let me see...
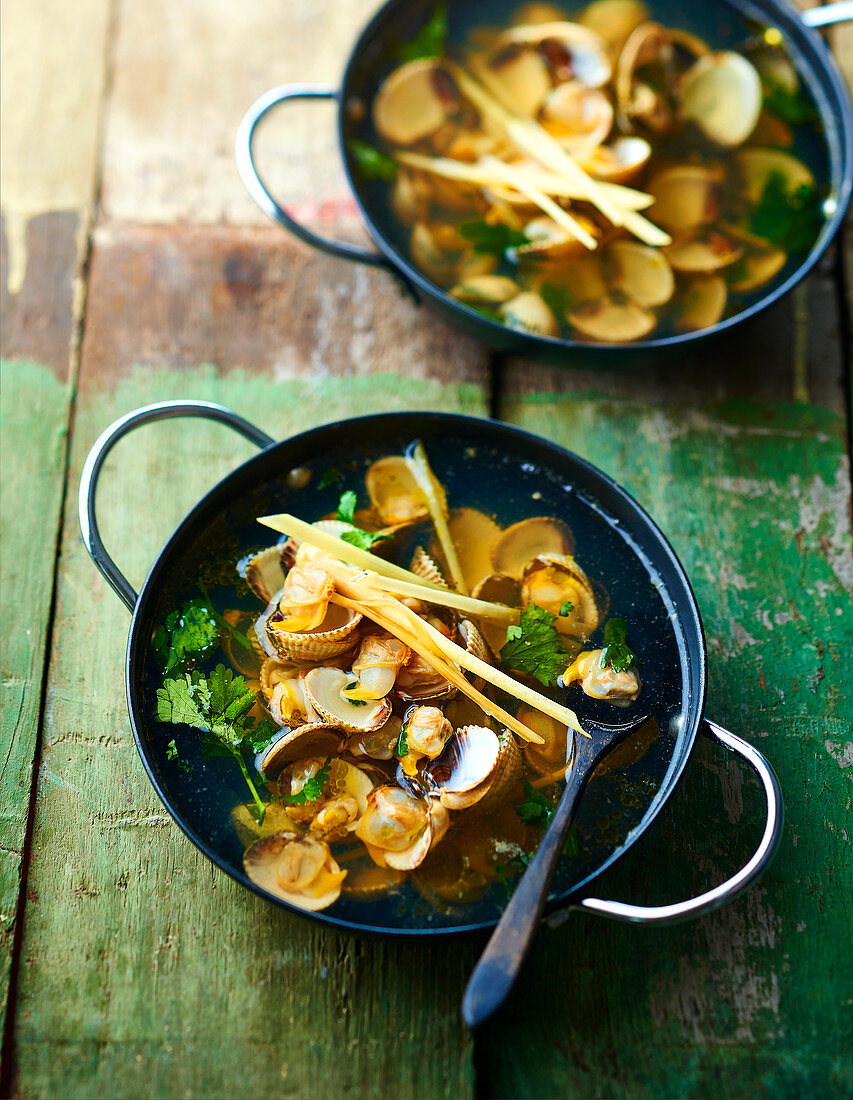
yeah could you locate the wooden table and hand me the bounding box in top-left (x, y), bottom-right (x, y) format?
top-left (2, 1), bottom-right (851, 1095)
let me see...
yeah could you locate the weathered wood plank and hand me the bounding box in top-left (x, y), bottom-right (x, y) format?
top-left (11, 367), bottom-right (483, 1100)
top-left (481, 232), bottom-right (853, 1095)
top-left (100, 0), bottom-right (380, 228)
top-left (0, 0), bottom-right (112, 1059)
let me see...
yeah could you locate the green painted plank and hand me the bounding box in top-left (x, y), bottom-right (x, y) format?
top-left (12, 367), bottom-right (483, 1100)
top-left (481, 391), bottom-right (853, 1098)
top-left (0, 360), bottom-right (70, 1045)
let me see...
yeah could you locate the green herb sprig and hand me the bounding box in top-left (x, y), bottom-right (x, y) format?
top-left (348, 140), bottom-right (398, 181)
top-left (336, 490), bottom-right (392, 551)
top-left (748, 171), bottom-right (822, 253)
top-left (458, 220), bottom-right (529, 257)
top-left (285, 759), bottom-right (332, 805)
top-left (400, 5), bottom-right (448, 61)
top-left (599, 617), bottom-right (635, 673)
top-left (156, 664), bottom-right (276, 822)
top-left (500, 603), bottom-right (571, 687)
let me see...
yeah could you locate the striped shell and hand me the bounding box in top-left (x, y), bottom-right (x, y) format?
top-left (267, 603), bottom-right (362, 661)
top-left (410, 547), bottom-right (448, 588)
top-left (302, 667), bottom-right (392, 734)
top-left (257, 723), bottom-right (347, 777)
top-left (474, 732), bottom-right (523, 814)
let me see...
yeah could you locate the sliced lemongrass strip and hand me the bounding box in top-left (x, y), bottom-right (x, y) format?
top-left (450, 65), bottom-right (624, 226)
top-left (329, 589), bottom-right (544, 744)
top-left (619, 209), bottom-right (671, 248)
top-left (480, 157), bottom-right (597, 249)
top-left (329, 562), bottom-right (584, 736)
top-left (362, 572), bottom-right (518, 622)
top-left (394, 152), bottom-right (654, 211)
top-left (405, 440), bottom-right (468, 594)
top-left (417, 613), bottom-right (586, 736)
top-left (257, 513), bottom-right (447, 591)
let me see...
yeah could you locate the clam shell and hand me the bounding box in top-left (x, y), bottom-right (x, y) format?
top-left (679, 51), bottom-right (762, 148)
top-left (242, 545), bottom-right (288, 605)
top-left (366, 455), bottom-right (429, 526)
top-left (672, 274), bottom-right (728, 332)
top-left (243, 832), bottom-right (345, 911)
top-left (425, 725), bottom-right (501, 811)
top-left (500, 292), bottom-right (560, 338)
top-left (303, 666), bottom-right (392, 733)
top-left (267, 602), bottom-right (362, 661)
top-left (372, 59), bottom-right (453, 146)
top-left (458, 619), bottom-right (493, 665)
top-left (258, 723), bottom-right (347, 777)
top-left (410, 547), bottom-right (448, 588)
top-left (663, 230), bottom-right (743, 274)
top-left (342, 864), bottom-right (405, 898)
top-left (475, 732), bottom-right (523, 814)
top-left (491, 517), bottom-right (574, 577)
top-left (446, 508), bottom-right (502, 593)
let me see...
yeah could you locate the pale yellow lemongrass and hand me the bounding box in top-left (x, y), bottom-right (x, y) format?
top-left (362, 572), bottom-right (518, 623)
top-left (257, 513), bottom-right (447, 591)
top-left (405, 441), bottom-right (469, 595)
top-left (620, 208), bottom-right (671, 247)
top-left (395, 151), bottom-right (654, 210)
top-left (330, 589), bottom-right (545, 745)
top-left (450, 64), bottom-right (625, 226)
top-left (480, 157), bottom-right (597, 249)
top-left (416, 613), bottom-right (587, 737)
top-left (530, 763), bottom-right (571, 789)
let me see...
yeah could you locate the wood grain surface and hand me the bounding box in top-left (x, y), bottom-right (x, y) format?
top-left (1, 0), bottom-right (851, 1096)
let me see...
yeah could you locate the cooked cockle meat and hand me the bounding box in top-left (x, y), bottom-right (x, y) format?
top-left (563, 649), bottom-right (640, 700)
top-left (243, 832), bottom-right (346, 911)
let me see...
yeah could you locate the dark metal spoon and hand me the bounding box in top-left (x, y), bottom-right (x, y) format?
top-left (462, 713), bottom-right (651, 1030)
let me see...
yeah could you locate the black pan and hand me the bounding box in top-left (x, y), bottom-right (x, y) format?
top-left (80, 401), bottom-right (783, 935)
top-left (236, 0), bottom-right (853, 367)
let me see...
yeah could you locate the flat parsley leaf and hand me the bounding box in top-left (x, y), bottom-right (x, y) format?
top-left (335, 490), bottom-right (391, 551)
top-left (286, 758), bottom-right (332, 804)
top-left (152, 597), bottom-right (219, 674)
top-left (500, 603), bottom-right (571, 687)
top-left (156, 664), bottom-right (268, 822)
top-left (348, 140), bottom-right (398, 181)
top-left (458, 220), bottom-right (528, 257)
top-left (599, 617), bottom-right (635, 673)
top-left (540, 282), bottom-right (574, 320)
top-left (165, 738), bottom-right (191, 774)
top-left (559, 600), bottom-right (574, 616)
top-left (762, 78), bottom-right (817, 126)
top-left (400, 5), bottom-right (448, 61)
top-left (395, 722), bottom-right (409, 758)
top-left (318, 467), bottom-right (342, 490)
top-left (515, 778), bottom-right (552, 827)
top-left (748, 171), bottom-right (821, 253)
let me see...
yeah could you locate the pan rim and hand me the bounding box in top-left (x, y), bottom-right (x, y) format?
top-left (125, 410), bottom-right (707, 936)
top-left (337, 0), bottom-right (853, 356)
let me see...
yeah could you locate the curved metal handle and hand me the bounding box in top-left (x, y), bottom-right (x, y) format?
top-left (79, 400), bottom-right (274, 614)
top-left (236, 84), bottom-right (392, 269)
top-left (801, 2), bottom-right (853, 28)
top-left (576, 719), bottom-right (784, 925)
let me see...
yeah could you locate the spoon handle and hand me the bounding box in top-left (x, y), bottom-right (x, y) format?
top-left (462, 743), bottom-right (591, 1030)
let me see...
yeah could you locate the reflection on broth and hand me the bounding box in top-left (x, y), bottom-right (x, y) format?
top-left (150, 442), bottom-right (653, 916)
top-left (349, 1), bottom-right (826, 342)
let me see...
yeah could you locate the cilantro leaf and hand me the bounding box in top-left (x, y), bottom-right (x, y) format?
top-left (245, 716), bottom-right (280, 755)
top-left (348, 140), bottom-right (398, 181)
top-left (762, 78), bottom-right (817, 126)
top-left (559, 600), bottom-right (574, 616)
top-left (515, 778), bottom-right (552, 827)
top-left (748, 171), bottom-right (822, 253)
top-left (500, 604), bottom-right (571, 687)
top-left (336, 490), bottom-right (358, 525)
top-left (152, 597), bottom-right (219, 674)
top-left (318, 467), bottom-right (341, 490)
top-left (341, 528), bottom-right (391, 551)
top-left (540, 282), bottom-right (574, 320)
top-left (335, 490), bottom-right (392, 551)
top-left (396, 722), bottom-right (409, 758)
top-left (165, 739), bottom-right (191, 774)
top-left (285, 758), bottom-right (332, 804)
top-left (459, 220), bottom-right (528, 257)
top-left (156, 664), bottom-right (268, 822)
top-left (599, 617), bottom-right (635, 673)
top-left (400, 5), bottom-right (447, 61)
